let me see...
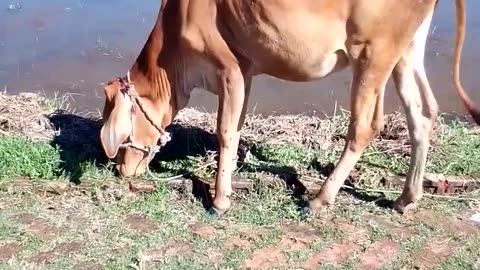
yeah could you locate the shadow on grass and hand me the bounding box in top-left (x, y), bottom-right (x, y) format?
top-left (312, 158), bottom-right (395, 210)
top-left (48, 111), bottom-right (107, 184)
top-left (235, 144), bottom-right (314, 212)
top-left (46, 111), bottom-right (394, 211)
top-left (47, 111), bottom-right (224, 185)
top-left (151, 123), bottom-right (219, 164)
top-left (242, 147), bottom-right (396, 211)
top-left (254, 165), bottom-right (310, 211)
top-left (343, 189), bottom-right (395, 209)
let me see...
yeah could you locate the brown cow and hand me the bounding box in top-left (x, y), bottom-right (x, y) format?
top-left (100, 0), bottom-right (479, 215)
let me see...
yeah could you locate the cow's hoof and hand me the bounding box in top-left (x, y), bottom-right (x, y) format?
top-left (300, 206), bottom-right (314, 217)
top-left (207, 206), bottom-right (226, 216)
top-left (393, 197), bottom-right (417, 215)
top-left (307, 198), bottom-right (331, 214)
top-left (210, 197), bottom-right (231, 216)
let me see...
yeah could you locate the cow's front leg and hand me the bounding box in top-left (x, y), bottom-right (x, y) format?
top-left (230, 74), bottom-right (252, 172)
top-left (211, 65), bottom-right (246, 214)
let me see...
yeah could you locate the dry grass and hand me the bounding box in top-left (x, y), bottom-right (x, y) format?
top-left (0, 92), bottom-right (102, 143)
top-left (0, 92), bottom-right (57, 141)
top-left (0, 92), bottom-right (476, 159)
top-left (175, 108), bottom-right (348, 151)
top-left (174, 108), bottom-right (455, 157)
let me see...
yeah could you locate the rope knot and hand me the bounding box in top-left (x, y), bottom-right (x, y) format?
top-left (159, 131), bottom-right (172, 146)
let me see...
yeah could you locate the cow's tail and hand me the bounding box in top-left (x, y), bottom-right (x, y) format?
top-left (453, 0), bottom-right (480, 124)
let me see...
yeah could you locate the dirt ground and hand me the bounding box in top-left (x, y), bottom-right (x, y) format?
top-left (0, 178), bottom-right (479, 270)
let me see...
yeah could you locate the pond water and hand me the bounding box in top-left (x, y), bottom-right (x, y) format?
top-left (1, 0), bottom-right (479, 115)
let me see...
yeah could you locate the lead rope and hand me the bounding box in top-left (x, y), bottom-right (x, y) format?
top-left (124, 71), bottom-right (170, 141)
top-left (120, 72), bottom-right (218, 182)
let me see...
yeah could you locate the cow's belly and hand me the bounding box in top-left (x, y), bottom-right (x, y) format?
top-left (222, 0), bottom-right (350, 81)
top-left (251, 47), bottom-right (350, 81)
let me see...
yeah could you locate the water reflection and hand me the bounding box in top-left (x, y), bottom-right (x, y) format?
top-left (1, 0), bottom-right (479, 115)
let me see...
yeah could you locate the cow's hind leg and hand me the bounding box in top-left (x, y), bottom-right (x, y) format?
top-left (309, 44), bottom-right (402, 211)
top-left (392, 13), bottom-right (438, 214)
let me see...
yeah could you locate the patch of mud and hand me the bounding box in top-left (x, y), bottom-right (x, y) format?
top-left (359, 239), bottom-right (400, 270)
top-left (413, 210), bottom-right (479, 236)
top-left (225, 224), bottom-right (271, 244)
top-left (91, 181), bottom-right (138, 205)
top-left (29, 241), bottom-right (83, 264)
top-left (198, 249), bottom-right (224, 265)
top-left (0, 177), bottom-right (34, 194)
top-left (303, 220), bottom-right (367, 269)
top-left (138, 241), bottom-right (192, 269)
top-left (65, 214), bottom-right (89, 228)
top-left (244, 247), bottom-right (286, 270)
top-left (35, 181), bottom-right (70, 196)
top-left (123, 213), bottom-right (160, 233)
top-left (442, 217), bottom-right (479, 236)
top-left (73, 261), bottom-right (104, 270)
top-left (14, 213), bottom-right (37, 224)
top-left (224, 235), bottom-right (252, 250)
top-left (14, 213), bottom-right (58, 240)
top-left (366, 214), bottom-right (415, 239)
top-left (304, 241), bottom-right (361, 269)
top-left (0, 242), bottom-right (22, 261)
top-left (128, 180), bottom-right (157, 194)
top-left (278, 223), bottom-right (317, 251)
top-left (412, 238), bottom-right (455, 269)
top-left (335, 218), bottom-right (369, 242)
top-left (190, 222), bottom-right (215, 239)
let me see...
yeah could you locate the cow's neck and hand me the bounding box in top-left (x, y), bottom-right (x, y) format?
top-left (129, 0), bottom-right (168, 98)
top-left (126, 0), bottom-right (183, 130)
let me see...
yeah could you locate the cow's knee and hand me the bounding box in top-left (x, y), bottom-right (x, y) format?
top-left (219, 65), bottom-right (244, 95)
top-left (347, 120), bottom-right (378, 153)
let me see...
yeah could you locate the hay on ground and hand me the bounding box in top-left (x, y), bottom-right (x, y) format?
top-left (0, 92), bottom-right (56, 141)
top-left (174, 107), bottom-right (448, 156)
top-left (0, 92), bottom-right (454, 157)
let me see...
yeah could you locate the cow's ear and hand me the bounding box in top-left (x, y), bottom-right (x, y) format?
top-left (100, 85), bottom-right (133, 158)
top-left (102, 79), bottom-right (121, 120)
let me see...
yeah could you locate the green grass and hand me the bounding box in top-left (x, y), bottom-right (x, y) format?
top-left (1, 113), bottom-right (479, 186)
top-left (0, 136), bottom-right (63, 181)
top-left (428, 120), bottom-right (480, 176)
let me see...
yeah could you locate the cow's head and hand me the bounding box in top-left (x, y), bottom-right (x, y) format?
top-left (100, 77), bottom-right (172, 177)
